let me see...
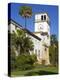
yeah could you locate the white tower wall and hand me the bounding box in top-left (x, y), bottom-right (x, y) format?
top-left (34, 13), bottom-right (50, 65)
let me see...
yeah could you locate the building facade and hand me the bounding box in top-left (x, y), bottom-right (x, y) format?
top-left (34, 13), bottom-right (50, 65)
top-left (8, 13), bottom-right (50, 65)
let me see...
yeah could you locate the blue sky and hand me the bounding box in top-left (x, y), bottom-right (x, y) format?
top-left (8, 3), bottom-right (58, 39)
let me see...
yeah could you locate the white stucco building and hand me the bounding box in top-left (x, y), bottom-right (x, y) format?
top-left (34, 13), bottom-right (50, 65)
top-left (8, 13), bottom-right (50, 65)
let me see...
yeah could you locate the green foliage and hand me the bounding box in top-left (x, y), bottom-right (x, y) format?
top-left (49, 35), bottom-right (58, 66)
top-left (15, 54), bottom-right (37, 70)
top-left (30, 54), bottom-right (37, 64)
top-left (10, 29), bottom-right (34, 71)
top-left (19, 6), bottom-right (32, 28)
top-left (49, 45), bottom-right (55, 64)
top-left (49, 45), bottom-right (58, 66)
top-left (11, 47), bottom-right (16, 71)
top-left (50, 35), bottom-right (58, 45)
top-left (19, 6), bottom-right (32, 17)
top-left (11, 66), bottom-right (58, 76)
top-left (11, 29), bottom-right (34, 55)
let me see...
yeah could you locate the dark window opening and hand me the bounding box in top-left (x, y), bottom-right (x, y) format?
top-left (41, 15), bottom-right (43, 20)
top-left (47, 35), bottom-right (49, 38)
top-left (38, 50), bottom-right (40, 56)
top-left (38, 50), bottom-right (40, 54)
top-left (44, 15), bottom-right (46, 20)
top-left (15, 26), bottom-right (18, 29)
top-left (45, 48), bottom-right (47, 51)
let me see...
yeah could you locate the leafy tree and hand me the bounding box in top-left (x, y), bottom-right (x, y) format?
top-left (16, 54), bottom-right (37, 70)
top-left (10, 47), bottom-right (16, 71)
top-left (49, 35), bottom-right (58, 66)
top-left (8, 31), bottom-right (16, 70)
top-left (19, 6), bottom-right (32, 28)
top-left (51, 35), bottom-right (58, 45)
top-left (11, 29), bottom-right (34, 55)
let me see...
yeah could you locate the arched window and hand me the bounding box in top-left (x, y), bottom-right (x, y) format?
top-left (45, 48), bottom-right (47, 51)
top-left (35, 49), bottom-right (37, 55)
top-left (41, 15), bottom-right (43, 20)
top-left (38, 50), bottom-right (40, 57)
top-left (44, 15), bottom-right (46, 20)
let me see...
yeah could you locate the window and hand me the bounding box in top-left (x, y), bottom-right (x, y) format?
top-left (41, 15), bottom-right (46, 21)
top-left (41, 15), bottom-right (43, 20)
top-left (45, 48), bottom-right (47, 51)
top-left (47, 35), bottom-right (49, 39)
top-left (44, 15), bottom-right (46, 20)
top-left (15, 25), bottom-right (18, 30)
top-left (38, 50), bottom-right (40, 55)
top-left (38, 50), bottom-right (40, 57)
top-left (38, 50), bottom-right (40, 54)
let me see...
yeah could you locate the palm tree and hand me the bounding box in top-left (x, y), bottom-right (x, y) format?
top-left (11, 29), bottom-right (34, 55)
top-left (19, 6), bottom-right (32, 28)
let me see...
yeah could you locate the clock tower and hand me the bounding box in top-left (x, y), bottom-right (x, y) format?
top-left (34, 13), bottom-right (50, 65)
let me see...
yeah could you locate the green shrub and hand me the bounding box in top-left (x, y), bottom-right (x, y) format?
top-left (11, 47), bottom-right (16, 71)
top-left (15, 54), bottom-right (37, 70)
top-left (49, 45), bottom-right (58, 66)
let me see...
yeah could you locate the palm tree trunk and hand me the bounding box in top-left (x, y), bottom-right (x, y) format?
top-left (25, 16), bottom-right (27, 29)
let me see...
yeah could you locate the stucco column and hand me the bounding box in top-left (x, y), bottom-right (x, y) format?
top-left (45, 48), bottom-right (50, 65)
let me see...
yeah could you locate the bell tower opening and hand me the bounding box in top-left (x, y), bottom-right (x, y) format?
top-left (41, 15), bottom-right (43, 20)
top-left (44, 15), bottom-right (46, 20)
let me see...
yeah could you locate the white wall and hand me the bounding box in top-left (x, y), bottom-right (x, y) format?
top-left (35, 22), bottom-right (50, 33)
top-left (28, 34), bottom-right (41, 60)
top-left (8, 23), bottom-right (16, 33)
top-left (35, 13), bottom-right (49, 23)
